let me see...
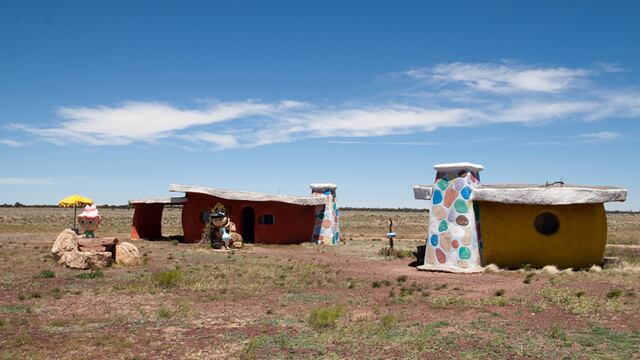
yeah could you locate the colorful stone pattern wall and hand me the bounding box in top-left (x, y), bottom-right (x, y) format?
top-left (311, 188), bottom-right (340, 245)
top-left (422, 168), bottom-right (483, 272)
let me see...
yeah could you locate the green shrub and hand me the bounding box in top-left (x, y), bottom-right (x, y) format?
top-left (35, 269), bottom-right (55, 279)
top-left (157, 306), bottom-right (173, 319)
top-left (308, 306), bottom-right (344, 329)
top-left (575, 326), bottom-right (640, 356)
top-left (171, 239), bottom-right (179, 246)
top-left (346, 280), bottom-right (356, 289)
top-left (380, 314), bottom-right (397, 328)
top-left (18, 293), bottom-right (33, 300)
top-left (541, 288), bottom-right (598, 315)
top-left (389, 289), bottom-right (396, 298)
top-left (0, 305), bottom-right (31, 314)
top-left (520, 263), bottom-right (532, 271)
top-left (52, 287), bottom-right (63, 300)
top-left (523, 273), bottom-right (535, 284)
top-left (77, 270), bottom-right (104, 279)
top-left (396, 275), bottom-right (408, 284)
top-left (399, 287), bottom-right (415, 297)
top-left (378, 247), bottom-right (414, 259)
top-left (494, 289), bottom-right (505, 297)
top-left (434, 283), bottom-right (448, 290)
top-left (430, 295), bottom-right (469, 308)
top-left (549, 323), bottom-right (567, 341)
top-left (607, 289), bottom-right (624, 299)
top-left (152, 268), bottom-right (183, 288)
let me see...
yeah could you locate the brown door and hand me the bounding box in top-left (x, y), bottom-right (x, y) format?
top-left (242, 207), bottom-right (255, 243)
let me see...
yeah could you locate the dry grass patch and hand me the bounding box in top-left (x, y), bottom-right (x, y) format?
top-left (128, 252), bottom-right (337, 297)
top-left (540, 287), bottom-right (632, 315)
top-left (308, 305), bottom-right (344, 329)
top-left (1, 209), bottom-right (639, 359)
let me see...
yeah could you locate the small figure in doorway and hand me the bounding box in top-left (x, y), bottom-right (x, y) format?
top-left (201, 203), bottom-right (243, 249)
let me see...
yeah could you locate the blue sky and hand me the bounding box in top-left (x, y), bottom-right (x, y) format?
top-left (1, 1), bottom-right (639, 210)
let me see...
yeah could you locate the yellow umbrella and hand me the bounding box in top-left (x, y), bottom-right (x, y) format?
top-left (59, 195), bottom-right (93, 230)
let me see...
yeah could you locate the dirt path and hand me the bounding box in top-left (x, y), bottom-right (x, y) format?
top-left (251, 244), bottom-right (543, 299)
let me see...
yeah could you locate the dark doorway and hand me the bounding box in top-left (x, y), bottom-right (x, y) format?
top-left (242, 207), bottom-right (256, 243)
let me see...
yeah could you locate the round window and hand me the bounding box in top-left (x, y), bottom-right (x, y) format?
top-left (534, 212), bottom-right (559, 235)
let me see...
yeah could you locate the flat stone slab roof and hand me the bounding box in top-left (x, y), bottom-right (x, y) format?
top-left (413, 185), bottom-right (434, 200)
top-left (473, 184), bottom-right (627, 205)
top-left (434, 162), bottom-right (484, 172)
top-left (310, 183), bottom-right (337, 190)
top-left (169, 184), bottom-right (327, 206)
top-left (128, 197), bottom-right (187, 205)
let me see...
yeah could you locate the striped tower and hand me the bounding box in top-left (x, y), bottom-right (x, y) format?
top-left (417, 163), bottom-right (484, 273)
top-left (310, 183), bottom-right (339, 245)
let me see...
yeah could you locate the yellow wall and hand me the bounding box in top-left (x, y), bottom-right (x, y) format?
top-left (478, 202), bottom-right (607, 269)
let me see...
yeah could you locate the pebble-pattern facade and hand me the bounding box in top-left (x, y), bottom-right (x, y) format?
top-left (421, 165), bottom-right (484, 273)
top-left (311, 185), bottom-right (340, 245)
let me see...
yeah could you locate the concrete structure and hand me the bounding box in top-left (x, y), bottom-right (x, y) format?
top-left (129, 183), bottom-right (339, 245)
top-left (129, 197), bottom-right (187, 240)
top-left (310, 184), bottom-right (340, 245)
top-left (414, 163), bottom-right (627, 272)
top-left (414, 163), bottom-right (484, 273)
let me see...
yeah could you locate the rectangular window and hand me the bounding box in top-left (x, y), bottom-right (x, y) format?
top-left (259, 214), bottom-right (275, 225)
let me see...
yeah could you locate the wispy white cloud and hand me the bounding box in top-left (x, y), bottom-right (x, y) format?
top-left (328, 140), bottom-right (442, 146)
top-left (594, 62), bottom-right (626, 73)
top-left (492, 101), bottom-right (598, 123)
top-left (0, 139), bottom-right (25, 147)
top-left (585, 92), bottom-right (640, 120)
top-left (576, 131), bottom-right (621, 142)
top-left (294, 107), bottom-right (476, 137)
top-left (12, 100), bottom-right (306, 146)
top-left (182, 132), bottom-right (239, 150)
top-left (466, 137), bottom-right (504, 143)
top-left (405, 62), bottom-right (589, 93)
top-left (0, 177), bottom-right (52, 185)
top-left (521, 131), bottom-right (622, 146)
top-left (329, 137), bottom-right (501, 146)
top-left (8, 62), bottom-right (638, 149)
top-left (520, 141), bottom-right (567, 146)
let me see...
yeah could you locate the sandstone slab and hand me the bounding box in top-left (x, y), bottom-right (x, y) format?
top-left (51, 229), bottom-right (79, 258)
top-left (52, 230), bottom-right (117, 269)
top-left (115, 242), bottom-right (142, 266)
top-left (62, 251), bottom-right (112, 270)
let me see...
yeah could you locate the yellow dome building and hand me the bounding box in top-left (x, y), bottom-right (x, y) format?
top-left (414, 163), bottom-right (627, 272)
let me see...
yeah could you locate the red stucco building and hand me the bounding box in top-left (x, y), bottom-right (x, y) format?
top-left (129, 183), bottom-right (339, 245)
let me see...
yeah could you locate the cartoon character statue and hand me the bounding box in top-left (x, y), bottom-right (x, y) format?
top-left (77, 205), bottom-right (101, 238)
top-left (201, 203), bottom-right (243, 249)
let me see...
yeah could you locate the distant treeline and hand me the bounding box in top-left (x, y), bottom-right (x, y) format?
top-left (1, 203), bottom-right (638, 214)
top-left (0, 203), bottom-right (133, 209)
top-left (1, 203), bottom-right (428, 212)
